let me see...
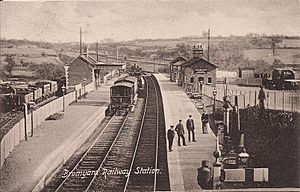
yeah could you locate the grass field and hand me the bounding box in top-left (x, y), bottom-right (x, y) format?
top-left (243, 48), bottom-right (300, 64)
top-left (134, 37), bottom-right (224, 48)
top-left (1, 47), bottom-right (57, 56)
top-left (134, 38), bottom-right (300, 49)
top-left (280, 39), bottom-right (300, 48)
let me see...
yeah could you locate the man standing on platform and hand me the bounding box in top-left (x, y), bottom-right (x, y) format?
top-left (186, 115), bottom-right (196, 142)
top-left (167, 125), bottom-right (175, 152)
top-left (175, 120), bottom-right (187, 146)
top-left (201, 111), bottom-right (209, 134)
top-left (197, 160), bottom-right (212, 189)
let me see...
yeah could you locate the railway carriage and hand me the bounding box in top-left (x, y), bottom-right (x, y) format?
top-left (114, 76), bottom-right (138, 96)
top-left (110, 82), bottom-right (135, 112)
top-left (108, 75), bottom-right (142, 115)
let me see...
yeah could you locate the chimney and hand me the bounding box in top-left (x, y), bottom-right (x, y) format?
top-left (192, 44), bottom-right (203, 58)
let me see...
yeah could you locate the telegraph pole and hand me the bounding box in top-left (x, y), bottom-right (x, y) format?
top-left (80, 27), bottom-right (82, 55)
top-left (96, 42), bottom-right (99, 61)
top-left (208, 28), bottom-right (210, 62)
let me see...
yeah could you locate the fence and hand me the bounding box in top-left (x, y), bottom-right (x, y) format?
top-left (203, 85), bottom-right (300, 112)
top-left (0, 81), bottom-right (94, 168)
top-left (103, 69), bottom-right (120, 84)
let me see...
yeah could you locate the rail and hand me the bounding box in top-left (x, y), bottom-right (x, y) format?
top-left (52, 114), bottom-right (129, 191)
top-left (124, 75), bottom-right (169, 191)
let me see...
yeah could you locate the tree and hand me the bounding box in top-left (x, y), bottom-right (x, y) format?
top-left (202, 31), bottom-right (208, 38)
top-left (20, 59), bottom-right (25, 67)
top-left (270, 36), bottom-right (283, 56)
top-left (4, 55), bottom-right (16, 75)
top-left (30, 63), bottom-right (64, 80)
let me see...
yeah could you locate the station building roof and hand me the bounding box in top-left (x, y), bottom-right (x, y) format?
top-left (181, 57), bottom-right (218, 69)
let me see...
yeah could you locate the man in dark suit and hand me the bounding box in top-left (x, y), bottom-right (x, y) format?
top-left (167, 125), bottom-right (175, 152)
top-left (197, 160), bottom-right (212, 189)
top-left (175, 120), bottom-right (187, 146)
top-left (201, 111), bottom-right (209, 134)
top-left (186, 115), bottom-right (196, 142)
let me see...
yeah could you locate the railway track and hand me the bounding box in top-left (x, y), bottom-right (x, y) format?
top-left (43, 115), bottom-right (129, 192)
top-left (124, 75), bottom-right (170, 191)
top-left (42, 74), bottom-right (170, 191)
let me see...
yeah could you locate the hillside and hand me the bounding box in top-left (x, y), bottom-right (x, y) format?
top-left (1, 36), bottom-right (300, 81)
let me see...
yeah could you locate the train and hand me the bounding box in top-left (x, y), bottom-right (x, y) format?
top-left (237, 68), bottom-right (300, 90)
top-left (107, 75), bottom-right (143, 116)
top-left (0, 79), bottom-right (63, 113)
top-left (263, 69), bottom-right (300, 90)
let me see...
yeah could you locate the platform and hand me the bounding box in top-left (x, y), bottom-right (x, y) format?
top-left (155, 74), bottom-right (216, 191)
top-left (0, 79), bottom-right (118, 192)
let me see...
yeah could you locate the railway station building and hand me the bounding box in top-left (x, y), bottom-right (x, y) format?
top-left (175, 45), bottom-right (218, 93)
top-left (66, 46), bottom-right (126, 88)
top-left (169, 56), bottom-right (187, 83)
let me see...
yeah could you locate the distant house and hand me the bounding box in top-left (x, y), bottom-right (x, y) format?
top-left (216, 70), bottom-right (238, 84)
top-left (238, 67), bottom-right (256, 78)
top-left (169, 56), bottom-right (187, 82)
top-left (66, 46), bottom-right (125, 88)
top-left (179, 45), bottom-right (218, 93)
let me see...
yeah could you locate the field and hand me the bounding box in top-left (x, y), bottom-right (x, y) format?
top-left (134, 37), bottom-right (224, 48)
top-left (0, 46), bottom-right (63, 66)
top-left (243, 48), bottom-right (300, 64)
top-left (279, 39), bottom-right (300, 48)
top-left (0, 47), bottom-right (57, 56)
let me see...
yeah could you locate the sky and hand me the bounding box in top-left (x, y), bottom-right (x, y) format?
top-left (1, 0), bottom-right (300, 43)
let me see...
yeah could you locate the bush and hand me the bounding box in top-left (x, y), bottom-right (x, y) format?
top-left (30, 63), bottom-right (64, 80)
top-left (240, 107), bottom-right (299, 187)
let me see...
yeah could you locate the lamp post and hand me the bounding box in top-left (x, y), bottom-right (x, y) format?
top-left (213, 88), bottom-right (217, 115)
top-left (62, 85), bottom-right (66, 112)
top-left (213, 135), bottom-right (222, 189)
top-left (238, 148), bottom-right (249, 168)
top-left (63, 65), bottom-right (69, 89)
top-left (28, 101), bottom-right (35, 137)
top-left (23, 103), bottom-right (28, 141)
top-left (83, 78), bottom-right (87, 98)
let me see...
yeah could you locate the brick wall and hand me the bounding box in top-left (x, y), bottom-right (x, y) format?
top-left (68, 57), bottom-right (93, 86)
top-left (183, 65), bottom-right (217, 89)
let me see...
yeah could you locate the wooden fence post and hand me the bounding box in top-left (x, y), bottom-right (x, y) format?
top-left (274, 92), bottom-right (276, 110)
top-left (282, 91), bottom-right (285, 111)
top-left (254, 90), bottom-right (257, 106)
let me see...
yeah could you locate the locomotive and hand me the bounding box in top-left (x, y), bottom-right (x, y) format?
top-left (263, 68), bottom-right (300, 90)
top-left (237, 68), bottom-right (299, 90)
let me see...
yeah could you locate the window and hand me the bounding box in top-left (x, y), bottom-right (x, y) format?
top-left (190, 77), bottom-right (194, 83)
top-left (208, 77), bottom-right (212, 84)
top-left (198, 77), bottom-right (204, 82)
